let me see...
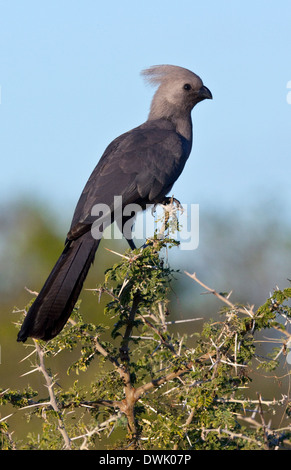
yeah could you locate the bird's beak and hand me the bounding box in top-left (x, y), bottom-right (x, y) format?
top-left (198, 85), bottom-right (213, 100)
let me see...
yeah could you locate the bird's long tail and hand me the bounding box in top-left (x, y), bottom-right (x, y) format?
top-left (17, 232), bottom-right (100, 342)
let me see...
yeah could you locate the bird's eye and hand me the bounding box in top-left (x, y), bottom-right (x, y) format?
top-left (183, 83), bottom-right (192, 91)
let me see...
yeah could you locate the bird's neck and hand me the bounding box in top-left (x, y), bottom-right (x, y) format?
top-left (148, 109), bottom-right (193, 141)
top-left (148, 93), bottom-right (193, 141)
top-left (171, 114), bottom-right (193, 142)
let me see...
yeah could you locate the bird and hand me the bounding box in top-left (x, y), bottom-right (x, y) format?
top-left (17, 64), bottom-right (212, 343)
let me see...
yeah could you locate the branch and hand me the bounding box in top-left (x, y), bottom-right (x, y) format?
top-left (34, 341), bottom-right (72, 450)
top-left (257, 392), bottom-right (270, 450)
top-left (200, 426), bottom-right (264, 447)
top-left (71, 411), bottom-right (123, 450)
top-left (118, 292), bottom-right (142, 444)
top-left (134, 362), bottom-right (194, 400)
top-left (139, 315), bottom-right (177, 355)
top-left (119, 292), bottom-right (142, 362)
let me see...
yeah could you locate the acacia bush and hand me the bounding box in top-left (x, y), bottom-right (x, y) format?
top-left (1, 233), bottom-right (291, 450)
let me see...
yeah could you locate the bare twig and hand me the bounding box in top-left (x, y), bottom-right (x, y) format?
top-left (173, 407), bottom-right (195, 450)
top-left (257, 392), bottom-right (270, 450)
top-left (34, 341), bottom-right (72, 450)
top-left (71, 411), bottom-right (123, 450)
top-left (201, 426), bottom-right (263, 447)
top-left (185, 271), bottom-right (254, 318)
top-left (24, 287), bottom-right (39, 296)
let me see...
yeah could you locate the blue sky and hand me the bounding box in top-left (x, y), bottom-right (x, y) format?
top-left (0, 0), bottom-right (291, 228)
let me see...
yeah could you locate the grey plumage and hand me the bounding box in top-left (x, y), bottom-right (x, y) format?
top-left (17, 64), bottom-right (212, 342)
top-left (142, 65), bottom-right (211, 138)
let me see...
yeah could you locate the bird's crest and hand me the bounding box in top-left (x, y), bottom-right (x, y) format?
top-left (141, 65), bottom-right (199, 87)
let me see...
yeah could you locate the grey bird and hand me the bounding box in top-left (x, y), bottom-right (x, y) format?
top-left (17, 64), bottom-right (212, 342)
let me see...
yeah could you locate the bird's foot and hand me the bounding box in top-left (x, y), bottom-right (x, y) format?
top-left (151, 196), bottom-right (184, 215)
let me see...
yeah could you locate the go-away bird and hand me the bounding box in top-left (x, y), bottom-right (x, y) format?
top-left (17, 64), bottom-right (212, 342)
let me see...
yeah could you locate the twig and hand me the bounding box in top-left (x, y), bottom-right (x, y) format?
top-left (24, 287), bottom-right (39, 296)
top-left (185, 271), bottom-right (254, 318)
top-left (201, 426), bottom-right (263, 447)
top-left (173, 407), bottom-right (195, 450)
top-left (71, 411), bottom-right (123, 450)
top-left (139, 315), bottom-right (177, 355)
top-left (257, 392), bottom-right (270, 450)
top-left (34, 341), bottom-right (72, 450)
top-left (134, 362), bottom-right (194, 400)
top-left (214, 396), bottom-right (288, 407)
top-left (93, 336), bottom-right (122, 372)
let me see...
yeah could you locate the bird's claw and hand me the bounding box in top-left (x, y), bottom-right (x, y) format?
top-left (151, 196), bottom-right (183, 215)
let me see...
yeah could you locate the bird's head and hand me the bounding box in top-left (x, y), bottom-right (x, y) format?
top-left (141, 64), bottom-right (212, 120)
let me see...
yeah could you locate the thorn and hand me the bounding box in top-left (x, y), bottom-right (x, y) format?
top-left (24, 287), bottom-right (39, 296)
top-left (0, 413), bottom-right (14, 422)
top-left (20, 367), bottom-right (39, 377)
top-left (19, 348), bottom-right (37, 363)
top-left (104, 247), bottom-right (130, 259)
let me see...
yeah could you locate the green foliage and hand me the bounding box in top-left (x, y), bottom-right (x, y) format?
top-left (1, 235), bottom-right (291, 450)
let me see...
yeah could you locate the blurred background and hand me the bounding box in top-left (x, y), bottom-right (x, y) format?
top-left (0, 0), bottom-right (290, 444)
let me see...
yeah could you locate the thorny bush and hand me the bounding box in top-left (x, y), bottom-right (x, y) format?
top-left (1, 235), bottom-right (291, 450)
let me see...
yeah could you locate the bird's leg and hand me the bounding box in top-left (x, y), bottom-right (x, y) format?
top-left (127, 237), bottom-right (154, 251)
top-left (115, 215), bottom-right (137, 251)
top-left (126, 238), bottom-right (137, 250)
top-left (124, 197), bottom-right (183, 251)
top-left (150, 195), bottom-right (184, 242)
top-left (160, 195), bottom-right (183, 211)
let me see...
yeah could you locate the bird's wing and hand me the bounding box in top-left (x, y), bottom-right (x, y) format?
top-left (68, 119), bottom-right (190, 240)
